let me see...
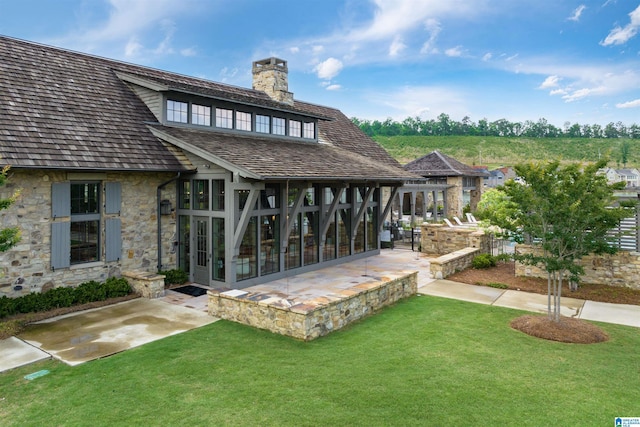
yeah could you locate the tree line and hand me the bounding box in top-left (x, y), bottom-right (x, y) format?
top-left (352, 114), bottom-right (640, 139)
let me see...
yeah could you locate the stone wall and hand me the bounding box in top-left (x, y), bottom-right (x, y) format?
top-left (420, 223), bottom-right (490, 255)
top-left (0, 169), bottom-right (178, 298)
top-left (515, 245), bottom-right (640, 290)
top-left (429, 247), bottom-right (480, 279)
top-left (123, 270), bottom-right (166, 299)
top-left (208, 272), bottom-right (417, 341)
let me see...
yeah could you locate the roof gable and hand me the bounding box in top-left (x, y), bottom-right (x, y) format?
top-left (404, 150), bottom-right (489, 177)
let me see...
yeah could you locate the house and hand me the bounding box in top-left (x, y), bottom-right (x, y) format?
top-left (397, 150), bottom-right (488, 224)
top-left (0, 36), bottom-right (418, 298)
top-left (599, 167), bottom-right (640, 188)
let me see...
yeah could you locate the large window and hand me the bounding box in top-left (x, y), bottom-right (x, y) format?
top-left (216, 108), bottom-right (233, 129)
top-left (236, 111), bottom-right (252, 131)
top-left (51, 181), bottom-right (122, 269)
top-left (193, 180), bottom-right (209, 210)
top-left (192, 104), bottom-right (211, 126)
top-left (167, 100), bottom-right (188, 123)
top-left (212, 179), bottom-right (225, 211)
top-left (70, 183), bottom-right (100, 264)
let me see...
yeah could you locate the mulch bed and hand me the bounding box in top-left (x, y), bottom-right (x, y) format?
top-left (510, 315), bottom-right (609, 344)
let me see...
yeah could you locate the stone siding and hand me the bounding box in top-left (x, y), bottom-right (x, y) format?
top-left (208, 272), bottom-right (417, 341)
top-left (0, 170), bottom-right (178, 298)
top-left (123, 270), bottom-right (166, 298)
top-left (420, 223), bottom-right (490, 255)
top-left (515, 245), bottom-right (640, 290)
top-left (429, 247), bottom-right (480, 279)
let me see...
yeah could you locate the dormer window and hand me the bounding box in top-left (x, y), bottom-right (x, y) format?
top-left (303, 122), bottom-right (315, 139)
top-left (236, 111), bottom-right (252, 131)
top-left (165, 97), bottom-right (317, 140)
top-left (273, 117), bottom-right (286, 135)
top-left (167, 100), bottom-right (188, 123)
top-left (289, 120), bottom-right (301, 137)
top-left (192, 104), bottom-right (211, 126)
top-left (215, 108), bottom-right (233, 129)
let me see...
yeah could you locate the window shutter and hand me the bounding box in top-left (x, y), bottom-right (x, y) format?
top-left (105, 218), bottom-right (122, 262)
top-left (105, 182), bottom-right (122, 214)
top-left (52, 182), bottom-right (70, 218)
top-left (51, 221), bottom-right (70, 269)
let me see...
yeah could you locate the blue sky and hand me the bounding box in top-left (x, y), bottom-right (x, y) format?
top-left (1, 0), bottom-right (639, 127)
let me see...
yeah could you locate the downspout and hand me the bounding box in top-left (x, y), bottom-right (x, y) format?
top-left (157, 172), bottom-right (181, 271)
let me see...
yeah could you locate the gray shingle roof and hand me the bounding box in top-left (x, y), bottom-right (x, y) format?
top-left (150, 125), bottom-right (418, 182)
top-left (404, 150), bottom-right (489, 177)
top-left (0, 36), bottom-right (412, 181)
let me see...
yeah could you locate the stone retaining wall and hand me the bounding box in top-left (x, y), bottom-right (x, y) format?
top-left (208, 272), bottom-right (417, 341)
top-left (123, 270), bottom-right (166, 298)
top-left (516, 245), bottom-right (640, 290)
top-left (429, 247), bottom-right (481, 279)
top-left (420, 223), bottom-right (490, 255)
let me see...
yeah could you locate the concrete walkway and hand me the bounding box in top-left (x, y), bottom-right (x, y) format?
top-left (419, 279), bottom-right (640, 328)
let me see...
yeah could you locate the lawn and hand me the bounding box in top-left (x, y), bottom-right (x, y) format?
top-left (1, 295), bottom-right (638, 426)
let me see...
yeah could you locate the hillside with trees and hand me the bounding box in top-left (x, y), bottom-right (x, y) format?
top-left (352, 115), bottom-right (640, 167)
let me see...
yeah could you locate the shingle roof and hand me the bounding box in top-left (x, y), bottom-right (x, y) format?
top-left (0, 36), bottom-right (410, 181)
top-left (150, 125), bottom-right (418, 182)
top-left (404, 150), bottom-right (489, 177)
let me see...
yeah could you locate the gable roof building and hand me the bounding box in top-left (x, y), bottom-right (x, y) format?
top-left (0, 36), bottom-right (418, 297)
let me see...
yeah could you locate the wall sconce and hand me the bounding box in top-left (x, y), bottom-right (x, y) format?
top-left (160, 199), bottom-right (172, 215)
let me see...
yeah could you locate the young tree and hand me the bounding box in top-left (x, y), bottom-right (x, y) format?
top-left (0, 165), bottom-right (21, 252)
top-left (484, 159), bottom-right (634, 322)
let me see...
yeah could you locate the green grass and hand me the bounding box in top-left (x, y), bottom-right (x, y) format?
top-left (374, 135), bottom-right (636, 167)
top-left (1, 296), bottom-right (638, 426)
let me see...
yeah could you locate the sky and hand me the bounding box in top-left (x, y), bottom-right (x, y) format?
top-left (1, 0), bottom-right (639, 128)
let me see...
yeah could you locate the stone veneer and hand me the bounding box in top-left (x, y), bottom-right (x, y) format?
top-left (420, 223), bottom-right (490, 255)
top-left (123, 270), bottom-right (166, 299)
top-left (429, 247), bottom-right (480, 279)
top-left (515, 245), bottom-right (640, 290)
top-left (0, 169), bottom-right (178, 298)
top-left (208, 272), bottom-right (417, 341)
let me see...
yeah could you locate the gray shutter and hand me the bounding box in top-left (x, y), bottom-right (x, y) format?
top-left (52, 182), bottom-right (71, 218)
top-left (51, 222), bottom-right (70, 269)
top-left (105, 182), bottom-right (121, 214)
top-left (105, 218), bottom-right (122, 262)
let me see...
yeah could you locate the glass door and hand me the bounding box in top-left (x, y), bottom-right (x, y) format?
top-left (193, 216), bottom-right (210, 284)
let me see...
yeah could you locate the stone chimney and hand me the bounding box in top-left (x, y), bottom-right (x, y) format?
top-left (252, 57), bottom-right (294, 105)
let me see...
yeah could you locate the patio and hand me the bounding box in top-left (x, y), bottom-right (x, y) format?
top-left (207, 249), bottom-right (433, 340)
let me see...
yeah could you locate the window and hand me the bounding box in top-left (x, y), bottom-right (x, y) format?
top-left (273, 117), bottom-right (286, 135)
top-left (303, 122), bottom-right (315, 139)
top-left (194, 179), bottom-right (209, 210)
top-left (212, 179), bottom-right (224, 211)
top-left (216, 108), bottom-right (233, 129)
top-left (70, 183), bottom-right (100, 264)
top-left (51, 181), bottom-right (122, 269)
top-left (236, 111), bottom-right (252, 131)
top-left (256, 115), bottom-right (270, 133)
top-left (192, 104), bottom-right (211, 126)
top-left (167, 100), bottom-right (188, 123)
top-left (289, 120), bottom-right (301, 137)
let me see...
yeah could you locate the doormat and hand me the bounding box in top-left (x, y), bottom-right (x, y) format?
top-left (171, 285), bottom-right (208, 297)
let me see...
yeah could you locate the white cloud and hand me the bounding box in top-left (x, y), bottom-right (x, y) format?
top-left (568, 5), bottom-right (586, 22)
top-left (420, 18), bottom-right (442, 54)
top-left (389, 36), bottom-right (406, 57)
top-left (445, 46), bottom-right (464, 57)
top-left (289, 46), bottom-right (300, 54)
top-left (616, 99), bottom-right (640, 108)
top-left (482, 52), bottom-right (492, 61)
top-left (124, 38), bottom-right (143, 58)
top-left (180, 47), bottom-right (197, 57)
top-left (314, 57), bottom-right (344, 79)
top-left (365, 85), bottom-right (468, 121)
top-left (601, 5), bottom-right (640, 46)
top-left (539, 75), bottom-right (561, 89)
top-left (312, 45), bottom-right (325, 54)
top-left (326, 84), bottom-right (342, 91)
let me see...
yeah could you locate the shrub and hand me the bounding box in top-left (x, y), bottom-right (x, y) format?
top-left (0, 277), bottom-right (134, 320)
top-left (105, 277), bottom-right (131, 298)
top-left (159, 269), bottom-right (189, 286)
top-left (472, 254), bottom-right (497, 269)
top-left (486, 282), bottom-right (509, 289)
